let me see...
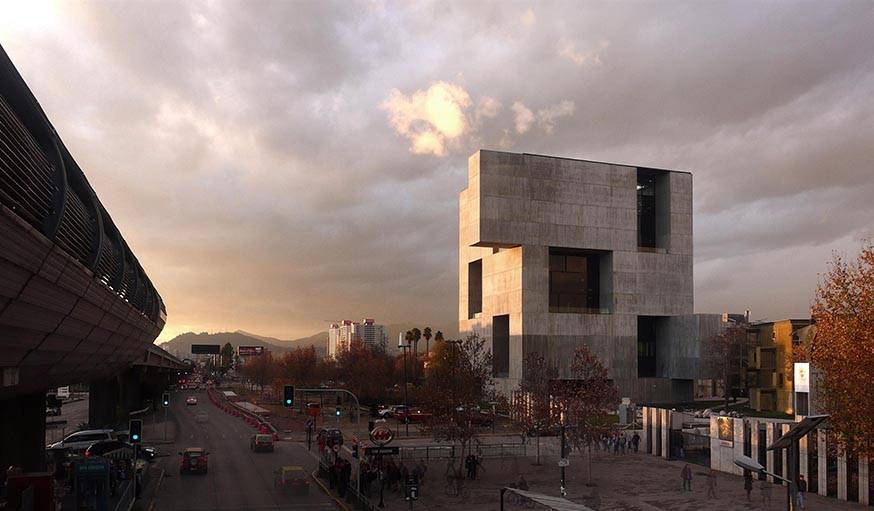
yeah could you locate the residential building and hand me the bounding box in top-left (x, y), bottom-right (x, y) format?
top-left (327, 318), bottom-right (388, 358)
top-left (745, 318), bottom-right (812, 414)
top-left (458, 150), bottom-right (727, 403)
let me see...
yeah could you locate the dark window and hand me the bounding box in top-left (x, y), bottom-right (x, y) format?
top-left (468, 260), bottom-right (482, 319)
top-left (548, 248), bottom-right (601, 313)
top-left (637, 316), bottom-right (657, 377)
top-left (637, 168), bottom-right (669, 251)
top-left (795, 392), bottom-right (809, 416)
top-left (492, 315), bottom-right (509, 377)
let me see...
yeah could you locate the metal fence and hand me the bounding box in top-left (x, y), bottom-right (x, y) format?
top-left (397, 443), bottom-right (527, 461)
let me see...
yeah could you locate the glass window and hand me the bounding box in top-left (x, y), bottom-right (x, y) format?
top-left (548, 248), bottom-right (601, 313)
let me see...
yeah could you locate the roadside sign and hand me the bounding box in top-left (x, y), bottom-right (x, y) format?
top-left (238, 346), bottom-right (264, 356)
top-left (558, 458), bottom-right (569, 467)
top-left (369, 425), bottom-right (393, 446)
top-left (364, 446), bottom-right (399, 456)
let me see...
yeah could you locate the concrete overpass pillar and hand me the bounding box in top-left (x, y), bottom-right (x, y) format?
top-left (89, 377), bottom-right (119, 427)
top-left (0, 393), bottom-right (46, 473)
top-left (120, 369), bottom-right (143, 413)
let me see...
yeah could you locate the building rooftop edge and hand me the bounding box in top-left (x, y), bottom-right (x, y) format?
top-left (475, 149), bottom-right (692, 175)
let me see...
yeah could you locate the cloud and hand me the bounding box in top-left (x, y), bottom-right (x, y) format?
top-left (558, 38), bottom-right (609, 66)
top-left (512, 101), bottom-right (535, 134)
top-left (538, 100), bottom-right (575, 134)
top-left (474, 96), bottom-right (502, 125)
top-left (381, 81), bottom-right (472, 156)
top-left (521, 7), bottom-right (535, 27)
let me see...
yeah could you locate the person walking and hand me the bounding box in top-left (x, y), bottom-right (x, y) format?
top-left (681, 464), bottom-right (692, 492)
top-left (797, 474), bottom-right (807, 510)
top-left (631, 432), bottom-right (640, 453)
top-left (613, 434), bottom-right (620, 454)
top-left (743, 471), bottom-right (753, 501)
top-left (706, 469), bottom-right (718, 499)
top-left (619, 434), bottom-right (627, 454)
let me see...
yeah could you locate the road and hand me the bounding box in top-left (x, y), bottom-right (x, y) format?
top-left (46, 398), bottom-right (89, 444)
top-left (152, 390), bottom-right (336, 511)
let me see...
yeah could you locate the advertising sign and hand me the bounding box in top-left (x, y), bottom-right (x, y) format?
top-left (365, 446), bottom-right (400, 456)
top-left (717, 416), bottom-right (734, 444)
top-left (369, 425), bottom-right (394, 446)
top-left (794, 362), bottom-right (810, 393)
top-left (191, 344), bottom-right (220, 354)
top-left (238, 346), bottom-right (264, 356)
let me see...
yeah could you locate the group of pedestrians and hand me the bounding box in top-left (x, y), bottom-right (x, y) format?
top-left (464, 453), bottom-right (482, 479)
top-left (328, 457), bottom-right (353, 498)
top-left (680, 463), bottom-right (807, 510)
top-left (596, 431), bottom-right (640, 454)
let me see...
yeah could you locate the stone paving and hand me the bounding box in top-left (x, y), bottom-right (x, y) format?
top-left (371, 449), bottom-right (869, 511)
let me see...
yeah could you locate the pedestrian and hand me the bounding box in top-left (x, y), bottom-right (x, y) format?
top-left (797, 474), bottom-right (807, 510)
top-left (516, 474), bottom-right (529, 491)
top-left (471, 454), bottom-right (480, 480)
top-left (613, 434), bottom-right (620, 454)
top-left (631, 432), bottom-right (640, 453)
top-left (465, 455), bottom-right (474, 480)
top-left (681, 463), bottom-right (692, 492)
top-left (676, 434), bottom-right (685, 459)
top-left (760, 480), bottom-right (773, 508)
top-left (619, 434), bottom-right (627, 454)
top-left (744, 471), bottom-right (753, 501)
top-left (706, 469), bottom-right (717, 498)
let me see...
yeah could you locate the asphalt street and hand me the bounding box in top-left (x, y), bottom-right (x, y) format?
top-left (46, 398), bottom-right (89, 444)
top-left (151, 390), bottom-right (337, 511)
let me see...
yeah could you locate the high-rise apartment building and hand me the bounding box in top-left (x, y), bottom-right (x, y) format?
top-left (327, 318), bottom-right (388, 358)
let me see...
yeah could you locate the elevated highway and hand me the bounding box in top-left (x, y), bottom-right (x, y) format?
top-left (0, 44), bottom-right (170, 471)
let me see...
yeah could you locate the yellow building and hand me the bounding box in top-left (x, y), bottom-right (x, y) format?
top-left (746, 319), bottom-right (811, 414)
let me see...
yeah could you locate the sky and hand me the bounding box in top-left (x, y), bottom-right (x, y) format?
top-left (1, 1), bottom-right (873, 343)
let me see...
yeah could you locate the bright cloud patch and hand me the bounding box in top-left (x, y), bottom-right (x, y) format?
top-left (512, 101), bottom-right (535, 134)
top-left (558, 38), bottom-right (610, 66)
top-left (538, 100), bottom-right (575, 134)
top-left (382, 81), bottom-right (472, 156)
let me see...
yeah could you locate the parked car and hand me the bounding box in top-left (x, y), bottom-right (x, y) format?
top-left (250, 434), bottom-right (275, 453)
top-left (85, 440), bottom-right (156, 460)
top-left (186, 396), bottom-right (198, 405)
top-left (395, 408), bottom-right (432, 424)
top-left (179, 447), bottom-right (209, 474)
top-left (274, 465), bottom-right (309, 495)
top-left (47, 429), bottom-right (114, 452)
top-left (378, 405), bottom-right (406, 418)
top-left (45, 406), bottom-right (62, 416)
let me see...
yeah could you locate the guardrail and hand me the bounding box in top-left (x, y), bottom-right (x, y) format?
top-left (396, 443), bottom-right (526, 460)
top-left (207, 388), bottom-right (280, 439)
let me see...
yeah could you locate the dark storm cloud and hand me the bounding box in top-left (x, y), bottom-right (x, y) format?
top-left (2, 0), bottom-right (872, 339)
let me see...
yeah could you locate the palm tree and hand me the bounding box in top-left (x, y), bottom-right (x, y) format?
top-left (435, 330), bottom-right (444, 343)
top-left (423, 327), bottom-right (432, 358)
top-left (410, 328), bottom-right (422, 381)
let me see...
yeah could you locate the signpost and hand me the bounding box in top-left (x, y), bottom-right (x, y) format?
top-left (238, 346), bottom-right (264, 357)
top-left (370, 424), bottom-right (395, 509)
top-left (191, 344), bottom-right (220, 354)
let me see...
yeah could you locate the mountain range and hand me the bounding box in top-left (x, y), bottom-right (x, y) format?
top-left (158, 323), bottom-right (458, 359)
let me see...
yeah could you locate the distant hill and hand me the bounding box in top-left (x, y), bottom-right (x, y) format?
top-left (159, 323), bottom-right (458, 359)
top-left (159, 331), bottom-right (302, 359)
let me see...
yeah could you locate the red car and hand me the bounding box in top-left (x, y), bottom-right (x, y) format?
top-left (395, 408), bottom-right (432, 424)
top-left (179, 447), bottom-right (209, 474)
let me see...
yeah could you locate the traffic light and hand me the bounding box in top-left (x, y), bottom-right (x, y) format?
top-left (335, 406), bottom-right (341, 417)
top-left (283, 385), bottom-right (294, 408)
top-left (129, 419), bottom-right (143, 444)
top-left (162, 391), bottom-right (170, 407)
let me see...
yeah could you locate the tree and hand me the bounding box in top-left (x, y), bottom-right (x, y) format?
top-left (704, 324), bottom-right (747, 410)
top-left (219, 342), bottom-right (235, 370)
top-left (420, 334), bottom-right (496, 479)
top-left (241, 351), bottom-right (275, 391)
top-left (806, 242), bottom-right (874, 458)
top-left (552, 344), bottom-right (619, 485)
top-left (334, 340), bottom-right (396, 403)
top-left (279, 346), bottom-right (321, 387)
top-left (434, 330), bottom-right (444, 343)
top-left (422, 327), bottom-right (432, 358)
top-left (511, 351), bottom-right (557, 465)
top-left (410, 328), bottom-right (422, 381)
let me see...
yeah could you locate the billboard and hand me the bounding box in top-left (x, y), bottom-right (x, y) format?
top-left (238, 346), bottom-right (264, 356)
top-left (717, 416), bottom-right (734, 443)
top-left (794, 362), bottom-right (810, 393)
top-left (191, 344), bottom-right (220, 354)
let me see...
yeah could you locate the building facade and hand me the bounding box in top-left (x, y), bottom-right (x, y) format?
top-left (459, 150), bottom-right (723, 403)
top-left (745, 319), bottom-right (813, 414)
top-left (327, 318), bottom-right (388, 358)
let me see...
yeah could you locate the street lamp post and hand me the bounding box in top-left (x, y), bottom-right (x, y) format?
top-left (735, 455), bottom-right (798, 511)
top-left (559, 409), bottom-right (567, 497)
top-left (398, 333), bottom-right (411, 437)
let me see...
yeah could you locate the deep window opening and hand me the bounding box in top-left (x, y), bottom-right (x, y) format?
top-left (492, 315), bottom-right (509, 377)
top-left (468, 260), bottom-right (482, 319)
top-left (637, 168), bottom-right (669, 252)
top-left (637, 316), bottom-right (657, 378)
top-left (548, 248), bottom-right (607, 313)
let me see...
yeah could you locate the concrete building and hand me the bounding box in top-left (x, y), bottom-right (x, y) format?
top-left (327, 318), bottom-right (388, 358)
top-left (458, 150), bottom-right (725, 403)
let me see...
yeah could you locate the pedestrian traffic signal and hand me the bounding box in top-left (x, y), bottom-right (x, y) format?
top-left (283, 385), bottom-right (294, 408)
top-left (162, 391), bottom-right (170, 407)
top-left (129, 419), bottom-right (143, 444)
top-left (335, 406), bottom-right (341, 417)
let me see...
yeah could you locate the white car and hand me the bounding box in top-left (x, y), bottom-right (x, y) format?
top-left (186, 396), bottom-right (198, 405)
top-left (47, 429), bottom-right (114, 452)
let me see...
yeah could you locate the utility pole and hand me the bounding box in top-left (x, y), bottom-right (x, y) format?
top-left (560, 410), bottom-right (567, 497)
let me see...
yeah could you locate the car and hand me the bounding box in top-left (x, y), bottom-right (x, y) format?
top-left (274, 465), bottom-right (309, 495)
top-left (85, 440), bottom-right (156, 460)
top-left (47, 429), bottom-right (114, 452)
top-left (179, 447), bottom-right (209, 474)
top-left (186, 396), bottom-right (198, 405)
top-left (378, 405), bottom-right (405, 419)
top-left (46, 406), bottom-right (61, 416)
top-left (395, 408), bottom-right (432, 424)
top-left (250, 434), bottom-right (275, 452)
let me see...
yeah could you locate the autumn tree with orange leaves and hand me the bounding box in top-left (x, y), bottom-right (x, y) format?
top-left (807, 242), bottom-right (874, 457)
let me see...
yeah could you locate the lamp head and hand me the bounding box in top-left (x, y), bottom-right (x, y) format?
top-left (734, 455), bottom-right (764, 473)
